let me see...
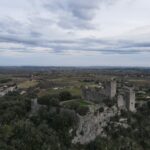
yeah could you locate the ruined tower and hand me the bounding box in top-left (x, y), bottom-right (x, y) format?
top-left (110, 78), bottom-right (117, 98)
top-left (31, 98), bottom-right (40, 114)
top-left (117, 94), bottom-right (125, 109)
top-left (124, 87), bottom-right (136, 112)
top-left (105, 78), bottom-right (117, 99)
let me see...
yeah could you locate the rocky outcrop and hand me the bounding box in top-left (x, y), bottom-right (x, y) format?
top-left (0, 86), bottom-right (17, 97)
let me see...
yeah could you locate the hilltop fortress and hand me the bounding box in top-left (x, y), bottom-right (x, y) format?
top-left (82, 78), bottom-right (136, 112)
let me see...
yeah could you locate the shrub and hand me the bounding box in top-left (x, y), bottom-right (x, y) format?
top-left (99, 107), bottom-right (104, 113)
top-left (77, 106), bottom-right (89, 116)
top-left (38, 95), bottom-right (59, 106)
top-left (59, 91), bottom-right (72, 101)
top-left (0, 78), bottom-right (12, 83)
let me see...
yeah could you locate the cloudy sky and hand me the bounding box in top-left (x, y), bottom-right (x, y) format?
top-left (0, 0), bottom-right (150, 66)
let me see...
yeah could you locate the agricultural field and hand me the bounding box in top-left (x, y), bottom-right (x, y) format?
top-left (18, 80), bottom-right (38, 89)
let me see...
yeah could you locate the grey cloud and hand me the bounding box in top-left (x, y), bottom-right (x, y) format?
top-left (66, 0), bottom-right (100, 20)
top-left (57, 17), bottom-right (93, 29)
top-left (43, 0), bottom-right (103, 29)
top-left (0, 18), bottom-right (22, 34)
top-left (44, 0), bottom-right (99, 19)
top-left (1, 25), bottom-right (150, 55)
top-left (29, 31), bottom-right (42, 38)
top-left (42, 0), bottom-right (118, 29)
top-left (0, 4), bottom-right (150, 55)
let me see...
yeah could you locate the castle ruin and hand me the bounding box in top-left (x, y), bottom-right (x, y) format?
top-left (82, 79), bottom-right (136, 112)
top-left (82, 78), bottom-right (117, 103)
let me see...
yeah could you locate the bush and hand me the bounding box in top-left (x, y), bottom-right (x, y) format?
top-left (0, 78), bottom-right (12, 83)
top-left (59, 91), bottom-right (72, 101)
top-left (38, 95), bottom-right (59, 106)
top-left (77, 106), bottom-right (89, 116)
top-left (66, 101), bottom-right (79, 111)
top-left (147, 101), bottom-right (150, 109)
top-left (99, 107), bottom-right (104, 113)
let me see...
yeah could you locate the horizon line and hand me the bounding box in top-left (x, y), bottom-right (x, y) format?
top-left (0, 65), bottom-right (150, 68)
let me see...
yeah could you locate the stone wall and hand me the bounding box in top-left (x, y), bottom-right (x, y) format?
top-left (72, 105), bottom-right (118, 144)
top-left (82, 79), bottom-right (117, 103)
top-left (82, 87), bottom-right (107, 103)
